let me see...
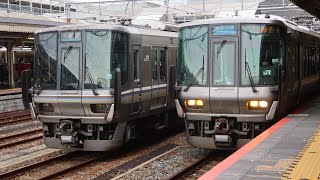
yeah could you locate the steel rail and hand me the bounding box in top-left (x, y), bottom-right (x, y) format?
top-left (0, 151), bottom-right (101, 179)
top-left (0, 129), bottom-right (43, 149)
top-left (0, 115), bottom-right (32, 127)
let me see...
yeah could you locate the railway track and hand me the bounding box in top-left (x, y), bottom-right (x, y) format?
top-left (0, 109), bottom-right (29, 118)
top-left (0, 113), bottom-right (32, 127)
top-left (0, 151), bottom-right (103, 179)
top-left (168, 151), bottom-right (232, 180)
top-left (0, 129), bottom-right (43, 149)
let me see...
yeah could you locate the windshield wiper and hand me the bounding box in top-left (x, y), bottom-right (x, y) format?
top-left (245, 49), bottom-right (258, 94)
top-left (183, 55), bottom-right (205, 92)
top-left (85, 67), bottom-right (99, 95)
top-left (217, 40), bottom-right (227, 57)
top-left (35, 78), bottom-right (48, 95)
top-left (63, 46), bottom-right (73, 62)
top-left (35, 71), bottom-right (56, 95)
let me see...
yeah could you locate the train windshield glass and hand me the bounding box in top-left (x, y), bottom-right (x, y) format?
top-left (177, 25), bottom-right (208, 86)
top-left (34, 32), bottom-right (58, 90)
top-left (85, 31), bottom-right (128, 89)
top-left (241, 24), bottom-right (285, 86)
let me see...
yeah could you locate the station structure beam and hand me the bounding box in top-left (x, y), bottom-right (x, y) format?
top-left (290, 0), bottom-right (320, 19)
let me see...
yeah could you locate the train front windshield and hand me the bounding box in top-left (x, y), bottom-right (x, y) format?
top-left (177, 25), bottom-right (208, 86)
top-left (34, 30), bottom-right (128, 90)
top-left (177, 23), bottom-right (285, 87)
top-left (241, 24), bottom-right (285, 86)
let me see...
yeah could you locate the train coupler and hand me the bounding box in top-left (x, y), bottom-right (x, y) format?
top-left (58, 120), bottom-right (80, 145)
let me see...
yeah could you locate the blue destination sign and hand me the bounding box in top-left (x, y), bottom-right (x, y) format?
top-left (212, 25), bottom-right (238, 35)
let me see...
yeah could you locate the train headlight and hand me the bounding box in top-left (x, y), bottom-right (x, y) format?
top-left (90, 104), bottom-right (111, 113)
top-left (185, 100), bottom-right (204, 109)
top-left (39, 103), bottom-right (54, 112)
top-left (248, 100), bottom-right (268, 110)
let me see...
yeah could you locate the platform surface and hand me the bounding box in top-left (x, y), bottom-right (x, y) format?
top-left (200, 96), bottom-right (320, 180)
top-left (0, 88), bottom-right (21, 96)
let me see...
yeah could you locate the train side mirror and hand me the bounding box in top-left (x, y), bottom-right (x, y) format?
top-left (22, 69), bottom-right (32, 109)
top-left (114, 68), bottom-right (121, 111)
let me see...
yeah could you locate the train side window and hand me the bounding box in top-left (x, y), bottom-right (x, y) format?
top-left (304, 47), bottom-right (308, 77)
top-left (159, 49), bottom-right (166, 80)
top-left (133, 50), bottom-right (139, 81)
top-left (151, 49), bottom-right (158, 81)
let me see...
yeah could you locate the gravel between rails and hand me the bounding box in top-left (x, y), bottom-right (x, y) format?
top-left (114, 147), bottom-right (211, 180)
top-left (57, 132), bottom-right (195, 180)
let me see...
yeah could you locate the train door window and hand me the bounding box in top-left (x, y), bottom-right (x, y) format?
top-left (111, 32), bottom-right (128, 85)
top-left (151, 49), bottom-right (158, 81)
top-left (60, 46), bottom-right (80, 90)
top-left (317, 48), bottom-right (320, 71)
top-left (213, 41), bottom-right (235, 86)
top-left (133, 50), bottom-right (140, 81)
top-left (159, 48), bottom-right (166, 80)
top-left (304, 47), bottom-right (307, 76)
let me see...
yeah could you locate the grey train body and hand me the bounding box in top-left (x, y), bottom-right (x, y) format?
top-left (30, 24), bottom-right (178, 151)
top-left (175, 15), bottom-right (320, 149)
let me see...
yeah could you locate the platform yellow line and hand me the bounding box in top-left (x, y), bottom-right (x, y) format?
top-left (282, 126), bottom-right (320, 180)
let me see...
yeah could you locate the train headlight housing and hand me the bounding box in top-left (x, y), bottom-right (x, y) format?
top-left (39, 103), bottom-right (54, 112)
top-left (90, 104), bottom-right (111, 113)
top-left (248, 100), bottom-right (268, 110)
top-left (185, 100), bottom-right (204, 109)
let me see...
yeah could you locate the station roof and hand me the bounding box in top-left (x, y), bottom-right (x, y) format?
top-left (0, 11), bottom-right (65, 47)
top-left (0, 11), bottom-right (65, 33)
top-left (290, 0), bottom-right (320, 19)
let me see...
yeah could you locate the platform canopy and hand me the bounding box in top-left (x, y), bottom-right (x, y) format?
top-left (0, 11), bottom-right (64, 47)
top-left (290, 0), bottom-right (320, 19)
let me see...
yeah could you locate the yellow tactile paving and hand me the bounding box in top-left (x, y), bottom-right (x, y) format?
top-left (282, 127), bottom-right (320, 180)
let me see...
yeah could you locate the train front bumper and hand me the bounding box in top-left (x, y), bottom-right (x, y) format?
top-left (43, 137), bottom-right (123, 151)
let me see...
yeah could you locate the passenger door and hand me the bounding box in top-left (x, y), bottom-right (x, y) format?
top-left (57, 43), bottom-right (85, 116)
top-left (131, 46), bottom-right (142, 114)
top-left (210, 38), bottom-right (240, 113)
top-left (150, 47), bottom-right (167, 110)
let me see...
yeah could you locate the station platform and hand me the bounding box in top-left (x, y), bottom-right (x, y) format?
top-left (0, 88), bottom-right (24, 113)
top-left (0, 88), bottom-right (21, 96)
top-left (200, 96), bottom-right (320, 180)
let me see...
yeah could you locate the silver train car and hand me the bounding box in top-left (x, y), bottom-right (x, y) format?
top-left (175, 14), bottom-right (320, 149)
top-left (22, 24), bottom-right (178, 151)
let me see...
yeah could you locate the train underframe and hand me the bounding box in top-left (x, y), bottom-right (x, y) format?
top-left (184, 117), bottom-right (271, 150)
top-left (41, 119), bottom-right (130, 151)
top-left (39, 112), bottom-right (173, 151)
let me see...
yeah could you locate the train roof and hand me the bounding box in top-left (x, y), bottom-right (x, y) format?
top-left (35, 24), bottom-right (177, 38)
top-left (179, 14), bottom-right (320, 38)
